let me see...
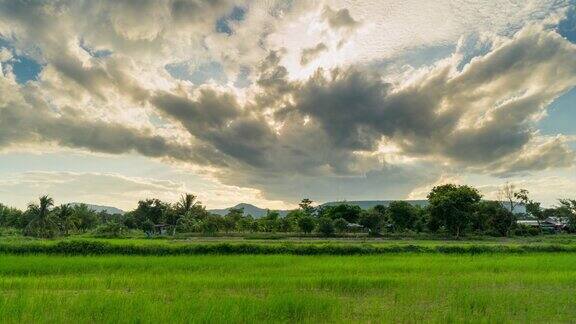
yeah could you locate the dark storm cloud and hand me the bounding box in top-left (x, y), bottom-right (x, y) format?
top-left (322, 6), bottom-right (360, 31)
top-left (300, 43), bottom-right (328, 65)
top-left (286, 27), bottom-right (576, 172)
top-left (151, 88), bottom-right (276, 168)
top-left (0, 81), bottom-right (224, 167)
top-left (142, 26), bottom-right (576, 181)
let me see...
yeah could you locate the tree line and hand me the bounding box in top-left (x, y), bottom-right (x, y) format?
top-left (1, 184), bottom-right (575, 238)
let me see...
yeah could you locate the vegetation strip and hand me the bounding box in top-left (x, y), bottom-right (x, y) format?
top-left (1, 240), bottom-right (576, 255)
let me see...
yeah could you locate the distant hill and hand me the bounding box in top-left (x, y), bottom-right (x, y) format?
top-left (67, 203), bottom-right (125, 215)
top-left (209, 199), bottom-right (525, 218)
top-left (209, 200), bottom-right (429, 218)
top-left (320, 200), bottom-right (429, 209)
top-left (209, 203), bottom-right (289, 218)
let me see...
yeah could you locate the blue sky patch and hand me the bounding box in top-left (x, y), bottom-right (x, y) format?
top-left (234, 66), bottom-right (251, 88)
top-left (557, 4), bottom-right (576, 43)
top-left (456, 33), bottom-right (494, 71)
top-left (166, 61), bottom-right (227, 85)
top-left (216, 6), bottom-right (246, 36)
top-left (0, 38), bottom-right (42, 84)
top-left (539, 87), bottom-right (576, 136)
top-left (10, 55), bottom-right (42, 84)
top-left (369, 43), bottom-right (455, 72)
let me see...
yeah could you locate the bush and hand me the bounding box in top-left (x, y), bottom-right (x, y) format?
top-left (0, 240), bottom-right (575, 256)
top-left (333, 218), bottom-right (349, 233)
top-left (514, 224), bottom-right (540, 236)
top-left (94, 221), bottom-right (128, 238)
top-left (297, 216), bottom-right (315, 234)
top-left (317, 218), bottom-right (335, 237)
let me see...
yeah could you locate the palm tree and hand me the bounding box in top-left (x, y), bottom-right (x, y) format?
top-left (72, 203), bottom-right (97, 232)
top-left (54, 204), bottom-right (78, 236)
top-left (173, 194), bottom-right (201, 235)
top-left (176, 194), bottom-right (199, 215)
top-left (24, 195), bottom-right (57, 238)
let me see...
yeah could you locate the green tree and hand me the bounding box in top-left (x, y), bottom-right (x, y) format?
top-left (427, 184), bottom-right (482, 238)
top-left (299, 198), bottom-right (315, 217)
top-left (24, 195), bottom-right (58, 238)
top-left (283, 210), bottom-right (304, 232)
top-left (413, 206), bottom-right (428, 233)
top-left (95, 220), bottom-right (128, 238)
top-left (200, 215), bottom-right (221, 235)
top-left (72, 204), bottom-right (98, 232)
top-left (321, 204), bottom-right (362, 223)
top-left (297, 215), bottom-right (315, 234)
top-left (317, 217), bottom-right (335, 237)
top-left (221, 217), bottom-right (236, 233)
top-left (475, 201), bottom-right (515, 236)
top-left (53, 204), bottom-right (78, 236)
top-left (0, 204), bottom-right (24, 229)
top-left (132, 199), bottom-right (169, 230)
top-left (175, 193), bottom-right (200, 215)
top-left (515, 189), bottom-right (545, 232)
top-left (142, 219), bottom-right (154, 236)
top-left (223, 207), bottom-right (244, 232)
top-left (171, 194), bottom-right (206, 234)
top-left (558, 199), bottom-right (576, 233)
top-left (333, 217), bottom-right (349, 233)
top-left (526, 201), bottom-right (545, 231)
top-left (236, 214), bottom-right (256, 232)
top-left (386, 201), bottom-right (417, 232)
top-left (497, 183), bottom-right (526, 213)
top-left (359, 208), bottom-right (384, 236)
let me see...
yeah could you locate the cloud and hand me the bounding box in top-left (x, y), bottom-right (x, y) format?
top-left (322, 6), bottom-right (360, 31)
top-left (0, 76), bottom-right (223, 167)
top-left (0, 0), bottom-right (575, 206)
top-left (300, 43), bottom-right (329, 65)
top-left (3, 23), bottom-right (575, 204)
top-left (0, 171), bottom-right (185, 209)
top-left (287, 26), bottom-right (576, 174)
top-left (484, 136), bottom-right (575, 176)
top-left (145, 26), bottom-right (576, 200)
top-left (477, 173), bottom-right (576, 207)
top-left (0, 47), bottom-right (12, 62)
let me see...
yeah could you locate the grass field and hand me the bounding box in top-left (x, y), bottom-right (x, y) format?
top-left (1, 253), bottom-right (576, 323)
top-left (3, 235), bottom-right (576, 255)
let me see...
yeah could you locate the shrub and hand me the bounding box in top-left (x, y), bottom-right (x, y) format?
top-left (0, 240), bottom-right (575, 255)
top-left (333, 218), bottom-right (349, 233)
top-left (317, 218), bottom-right (335, 237)
top-left (514, 224), bottom-right (540, 236)
top-left (297, 216), bottom-right (315, 234)
top-left (94, 221), bottom-right (128, 238)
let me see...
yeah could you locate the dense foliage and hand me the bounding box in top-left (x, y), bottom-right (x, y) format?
top-left (2, 239), bottom-right (576, 256)
top-left (1, 184), bottom-right (575, 239)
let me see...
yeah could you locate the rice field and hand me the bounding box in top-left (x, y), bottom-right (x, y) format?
top-left (1, 253), bottom-right (575, 323)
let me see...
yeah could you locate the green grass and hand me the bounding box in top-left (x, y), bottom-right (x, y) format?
top-left (0, 253), bottom-right (575, 323)
top-left (2, 236), bottom-right (576, 255)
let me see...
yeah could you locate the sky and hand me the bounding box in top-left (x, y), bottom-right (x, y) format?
top-left (0, 0), bottom-right (575, 210)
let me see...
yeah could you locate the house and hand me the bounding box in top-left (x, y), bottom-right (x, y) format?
top-left (347, 223), bottom-right (364, 233)
top-left (153, 224), bottom-right (169, 235)
top-left (516, 218), bottom-right (560, 233)
top-left (544, 217), bottom-right (568, 231)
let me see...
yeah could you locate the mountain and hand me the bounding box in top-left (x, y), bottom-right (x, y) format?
top-left (209, 200), bottom-right (429, 218)
top-left (320, 200), bottom-right (429, 209)
top-left (68, 203), bottom-right (125, 215)
top-left (209, 199), bottom-right (525, 218)
top-left (209, 203), bottom-right (289, 218)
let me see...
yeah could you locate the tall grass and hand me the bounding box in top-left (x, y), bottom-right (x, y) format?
top-left (0, 254), bottom-right (575, 322)
top-left (1, 239), bottom-right (576, 255)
